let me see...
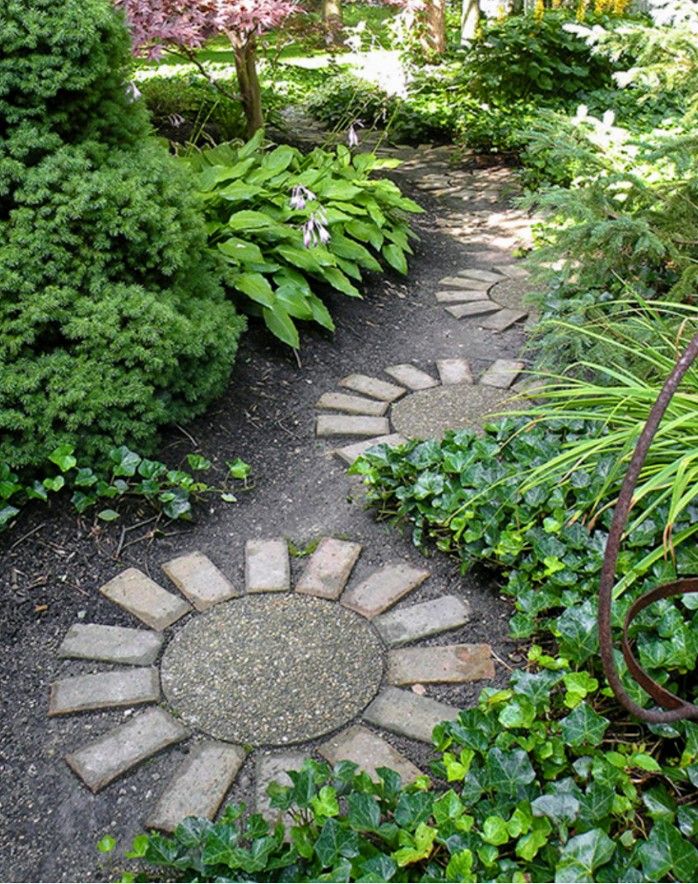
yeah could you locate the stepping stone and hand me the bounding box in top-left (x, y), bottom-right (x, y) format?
top-left (436, 359), bottom-right (473, 386)
top-left (100, 568), bottom-right (191, 631)
top-left (162, 551), bottom-right (238, 612)
top-left (256, 751), bottom-right (305, 823)
top-left (363, 687), bottom-right (460, 743)
top-left (65, 707), bottom-right (188, 793)
top-left (333, 434), bottom-right (407, 465)
top-left (373, 595), bottom-right (470, 647)
top-left (341, 562), bottom-right (429, 619)
top-left (316, 415), bottom-right (390, 438)
top-left (384, 364), bottom-right (438, 391)
top-left (438, 276), bottom-right (490, 291)
top-left (315, 392), bottom-right (389, 417)
top-left (49, 668), bottom-right (160, 716)
top-left (458, 268), bottom-right (502, 283)
top-left (57, 623), bottom-right (163, 665)
top-left (480, 309), bottom-right (528, 332)
top-left (296, 537), bottom-right (362, 600)
top-left (445, 302), bottom-right (499, 319)
top-left (496, 262), bottom-right (529, 279)
top-left (480, 359), bottom-right (525, 389)
top-left (319, 725), bottom-right (422, 783)
top-left (245, 539), bottom-right (290, 593)
top-left (147, 741), bottom-right (245, 832)
top-left (436, 290), bottom-right (490, 303)
top-left (339, 373), bottom-right (406, 402)
top-left (386, 644), bottom-right (495, 685)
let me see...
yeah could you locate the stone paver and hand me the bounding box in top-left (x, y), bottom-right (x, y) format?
top-left (100, 568), bottom-right (191, 631)
top-left (256, 752), bottom-right (305, 822)
top-left (245, 539), bottom-right (290, 593)
top-left (333, 434), bottom-right (407, 465)
top-left (57, 623), bottom-right (163, 665)
top-left (480, 309), bottom-right (528, 332)
top-left (296, 537), bottom-right (362, 600)
top-left (363, 687), bottom-right (460, 743)
top-left (438, 276), bottom-right (490, 291)
top-left (458, 268), bottom-right (502, 283)
top-left (316, 392), bottom-right (389, 417)
top-left (162, 551), bottom-right (238, 612)
top-left (436, 359), bottom-right (473, 386)
top-left (49, 668), bottom-right (160, 716)
top-left (341, 562), bottom-right (429, 619)
top-left (436, 289), bottom-right (491, 303)
top-left (319, 725), bottom-right (422, 783)
top-left (495, 262), bottom-right (529, 279)
top-left (384, 364), bottom-right (438, 391)
top-left (391, 383), bottom-right (510, 440)
top-left (480, 359), bottom-right (525, 388)
top-left (386, 644), bottom-right (495, 685)
top-left (339, 374), bottom-right (406, 402)
top-left (147, 742), bottom-right (246, 832)
top-left (445, 301), bottom-right (500, 319)
top-left (373, 595), bottom-right (470, 647)
top-left (316, 415), bottom-right (390, 438)
top-left (65, 707), bottom-right (188, 793)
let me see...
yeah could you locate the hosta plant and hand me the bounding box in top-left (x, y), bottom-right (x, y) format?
top-left (190, 131), bottom-right (422, 348)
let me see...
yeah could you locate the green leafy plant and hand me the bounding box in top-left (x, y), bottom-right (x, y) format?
top-left (306, 70), bottom-right (395, 131)
top-left (191, 131), bottom-right (421, 347)
top-left (0, 0), bottom-right (245, 472)
top-left (0, 446), bottom-right (252, 530)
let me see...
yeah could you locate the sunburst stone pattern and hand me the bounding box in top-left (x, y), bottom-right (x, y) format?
top-left (434, 264), bottom-right (534, 331)
top-left (315, 357), bottom-right (531, 464)
top-left (52, 537), bottom-right (496, 832)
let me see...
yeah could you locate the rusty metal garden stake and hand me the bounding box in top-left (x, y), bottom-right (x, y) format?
top-left (598, 330), bottom-right (698, 723)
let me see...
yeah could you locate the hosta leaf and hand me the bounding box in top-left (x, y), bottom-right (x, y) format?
top-left (382, 243), bottom-right (408, 275)
top-left (228, 210), bottom-right (278, 232)
top-left (218, 238), bottom-right (265, 265)
top-left (233, 272), bottom-right (275, 308)
top-left (262, 305), bottom-right (300, 349)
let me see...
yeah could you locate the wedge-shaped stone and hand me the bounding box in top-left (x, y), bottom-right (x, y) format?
top-left (319, 725), bottom-right (422, 783)
top-left (316, 392), bottom-right (389, 417)
top-left (339, 373), bottom-right (406, 402)
top-left (374, 595), bottom-right (470, 647)
top-left (384, 364), bottom-right (438, 391)
top-left (458, 268), bottom-right (503, 283)
top-left (363, 687), bottom-right (460, 743)
top-left (436, 359), bottom-right (473, 386)
top-left (480, 359), bottom-right (525, 389)
top-left (333, 434), bottom-right (407, 465)
top-left (495, 262), bottom-right (529, 279)
top-left (480, 308), bottom-right (528, 332)
top-left (162, 551), bottom-right (238, 612)
top-left (341, 562), bottom-right (429, 619)
top-left (436, 290), bottom-right (490, 303)
top-left (296, 537), bottom-right (362, 600)
top-left (445, 301), bottom-right (499, 320)
top-left (316, 415), bottom-right (390, 438)
top-left (386, 644), bottom-right (494, 685)
top-left (65, 707), bottom-right (188, 793)
top-left (58, 623), bottom-right (163, 665)
top-left (100, 568), bottom-right (191, 631)
top-left (147, 742), bottom-right (245, 832)
top-left (256, 751), bottom-right (306, 823)
top-left (245, 538), bottom-right (290, 593)
top-left (438, 276), bottom-right (490, 291)
top-left (49, 668), bottom-right (160, 716)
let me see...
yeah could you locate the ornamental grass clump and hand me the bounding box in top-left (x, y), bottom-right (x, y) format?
top-left (0, 0), bottom-right (245, 471)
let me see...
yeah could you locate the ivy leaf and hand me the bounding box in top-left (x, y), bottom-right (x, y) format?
top-left (393, 792), bottom-right (433, 828)
top-left (227, 458), bottom-right (251, 480)
top-left (445, 849), bottom-right (475, 883)
top-left (485, 748), bottom-right (536, 797)
top-left (560, 704), bottom-right (609, 748)
top-left (356, 854), bottom-right (396, 883)
top-left (97, 508), bottom-right (120, 522)
top-left (555, 829), bottom-right (616, 882)
top-left (96, 834), bottom-right (116, 853)
top-left (392, 822), bottom-right (436, 867)
top-left (346, 793), bottom-right (381, 832)
top-left (532, 792), bottom-right (580, 825)
top-left (637, 820), bottom-right (698, 882)
top-left (314, 818), bottom-right (359, 867)
top-left (482, 815), bottom-right (510, 845)
top-left (311, 785), bottom-right (339, 819)
top-left (49, 444), bottom-right (77, 472)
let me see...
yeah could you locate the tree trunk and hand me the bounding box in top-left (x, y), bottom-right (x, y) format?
top-left (322, 0), bottom-right (343, 44)
top-left (422, 0), bottom-right (447, 56)
top-left (232, 37), bottom-right (264, 137)
top-left (461, 0), bottom-right (480, 43)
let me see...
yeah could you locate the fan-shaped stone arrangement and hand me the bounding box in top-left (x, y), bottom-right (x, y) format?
top-left (315, 357), bottom-right (525, 464)
top-left (434, 263), bottom-right (531, 331)
top-left (51, 538), bottom-right (495, 831)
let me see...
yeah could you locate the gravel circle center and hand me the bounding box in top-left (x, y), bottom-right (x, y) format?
top-left (391, 383), bottom-right (514, 440)
top-left (160, 594), bottom-right (385, 746)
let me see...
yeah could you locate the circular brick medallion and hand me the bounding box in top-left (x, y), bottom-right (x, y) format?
top-left (390, 383), bottom-right (512, 440)
top-left (160, 593), bottom-right (384, 746)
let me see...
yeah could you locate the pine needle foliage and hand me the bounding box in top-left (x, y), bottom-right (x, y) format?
top-left (0, 0), bottom-right (244, 471)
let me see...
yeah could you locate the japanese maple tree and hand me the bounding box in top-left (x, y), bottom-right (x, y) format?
top-left (116, 0), bottom-right (298, 135)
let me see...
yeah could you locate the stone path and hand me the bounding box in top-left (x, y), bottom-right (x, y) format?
top-left (314, 356), bottom-right (526, 461)
top-left (53, 540), bottom-right (495, 830)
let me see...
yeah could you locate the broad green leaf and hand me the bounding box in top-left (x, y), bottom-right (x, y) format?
top-left (482, 815), bottom-right (510, 845)
top-left (311, 785), bottom-right (339, 819)
top-left (233, 272), bottom-right (275, 308)
top-left (560, 704), bottom-right (609, 748)
top-left (262, 305), bottom-right (300, 349)
top-left (48, 444), bottom-right (77, 472)
top-left (555, 829), bottom-right (616, 883)
top-left (228, 210), bottom-right (278, 232)
top-left (382, 243), bottom-right (407, 274)
top-left (218, 238), bottom-right (265, 265)
top-left (485, 748), bottom-right (536, 796)
top-left (218, 179), bottom-right (263, 202)
top-left (637, 820), bottom-right (698, 882)
top-left (314, 818), bottom-right (359, 866)
top-left (346, 793), bottom-right (381, 832)
top-left (97, 835), bottom-right (116, 853)
top-left (392, 823), bottom-right (436, 867)
top-left (97, 508), bottom-right (120, 522)
top-left (531, 791), bottom-right (580, 825)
